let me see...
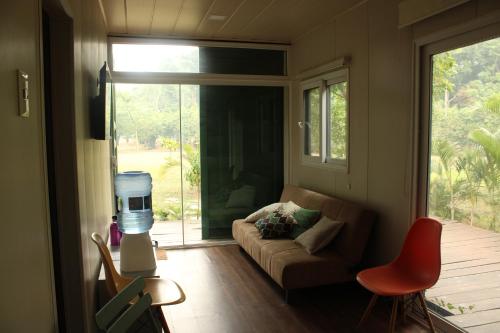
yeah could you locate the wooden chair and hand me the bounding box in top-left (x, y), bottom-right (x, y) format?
top-left (96, 276), bottom-right (162, 333)
top-left (92, 233), bottom-right (186, 332)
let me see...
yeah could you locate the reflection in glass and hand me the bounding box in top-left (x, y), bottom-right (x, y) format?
top-left (200, 86), bottom-right (284, 239)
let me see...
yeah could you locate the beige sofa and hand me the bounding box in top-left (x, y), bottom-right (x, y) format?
top-left (232, 184), bottom-right (375, 297)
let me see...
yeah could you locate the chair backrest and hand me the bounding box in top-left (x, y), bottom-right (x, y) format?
top-left (395, 217), bottom-right (442, 287)
top-left (96, 276), bottom-right (162, 333)
top-left (91, 232), bottom-right (127, 295)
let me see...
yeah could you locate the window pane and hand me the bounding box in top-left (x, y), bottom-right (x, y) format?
top-left (328, 82), bottom-right (347, 160)
top-left (112, 43), bottom-right (286, 75)
top-left (112, 44), bottom-right (200, 73)
top-left (304, 88), bottom-right (321, 157)
top-left (199, 47), bottom-right (285, 75)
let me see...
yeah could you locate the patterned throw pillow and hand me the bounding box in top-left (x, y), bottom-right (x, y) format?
top-left (290, 208), bottom-right (322, 239)
top-left (255, 212), bottom-right (295, 239)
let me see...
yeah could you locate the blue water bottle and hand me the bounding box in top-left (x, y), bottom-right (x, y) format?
top-left (114, 171), bottom-right (154, 234)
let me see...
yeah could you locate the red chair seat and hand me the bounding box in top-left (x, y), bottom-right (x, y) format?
top-left (357, 264), bottom-right (435, 296)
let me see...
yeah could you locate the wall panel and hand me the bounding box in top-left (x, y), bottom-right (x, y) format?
top-left (0, 0), bottom-right (56, 331)
top-left (72, 0), bottom-right (112, 329)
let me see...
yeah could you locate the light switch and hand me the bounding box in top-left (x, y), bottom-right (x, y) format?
top-left (18, 70), bottom-right (29, 118)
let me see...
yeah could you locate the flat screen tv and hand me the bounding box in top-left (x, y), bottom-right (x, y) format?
top-left (91, 62), bottom-right (113, 140)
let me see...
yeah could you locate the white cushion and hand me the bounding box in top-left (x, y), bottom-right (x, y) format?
top-left (280, 201), bottom-right (301, 216)
top-left (244, 202), bottom-right (283, 222)
top-left (244, 201), bottom-right (302, 223)
top-left (295, 216), bottom-right (344, 254)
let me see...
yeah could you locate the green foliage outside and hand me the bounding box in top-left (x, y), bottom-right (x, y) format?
top-left (329, 82), bottom-right (347, 160)
top-left (305, 83), bottom-right (347, 160)
top-left (429, 37), bottom-right (500, 231)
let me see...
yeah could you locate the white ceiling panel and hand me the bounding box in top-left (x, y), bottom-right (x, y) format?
top-left (150, 0), bottom-right (185, 36)
top-left (103, 0), bottom-right (363, 43)
top-left (125, 0), bottom-right (156, 34)
top-left (172, 0), bottom-right (214, 36)
top-left (195, 0), bottom-right (246, 37)
top-left (101, 0), bottom-right (126, 34)
top-left (216, 0), bottom-right (273, 38)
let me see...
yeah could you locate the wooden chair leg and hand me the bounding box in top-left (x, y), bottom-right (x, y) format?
top-left (358, 294), bottom-right (378, 328)
top-left (417, 291), bottom-right (436, 333)
top-left (156, 306), bottom-right (170, 333)
top-left (389, 297), bottom-right (399, 333)
top-left (400, 295), bottom-right (407, 324)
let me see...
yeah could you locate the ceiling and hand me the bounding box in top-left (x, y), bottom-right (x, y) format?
top-left (101, 0), bottom-right (360, 44)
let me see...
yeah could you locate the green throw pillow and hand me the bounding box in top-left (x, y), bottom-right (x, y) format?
top-left (290, 208), bottom-right (321, 239)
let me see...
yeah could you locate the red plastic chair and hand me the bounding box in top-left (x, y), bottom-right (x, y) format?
top-left (357, 217), bottom-right (442, 332)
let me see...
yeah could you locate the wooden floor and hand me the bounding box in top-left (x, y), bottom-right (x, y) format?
top-left (427, 221), bottom-right (500, 332)
top-left (160, 245), bottom-right (427, 333)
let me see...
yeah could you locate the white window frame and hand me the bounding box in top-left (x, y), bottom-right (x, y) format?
top-left (300, 68), bottom-right (349, 171)
top-left (301, 79), bottom-right (323, 164)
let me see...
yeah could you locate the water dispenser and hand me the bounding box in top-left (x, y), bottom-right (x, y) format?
top-left (115, 171), bottom-right (156, 273)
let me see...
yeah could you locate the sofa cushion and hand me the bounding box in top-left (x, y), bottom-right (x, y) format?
top-left (290, 208), bottom-right (321, 239)
top-left (233, 219), bottom-right (273, 264)
top-left (244, 202), bottom-right (283, 223)
top-left (280, 201), bottom-right (302, 216)
top-left (269, 247), bottom-right (353, 289)
top-left (295, 216), bottom-right (344, 254)
top-left (255, 214), bottom-right (294, 239)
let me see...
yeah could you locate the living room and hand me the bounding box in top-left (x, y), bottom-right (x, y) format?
top-left (1, 0), bottom-right (499, 332)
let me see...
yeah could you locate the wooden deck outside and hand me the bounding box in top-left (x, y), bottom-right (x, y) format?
top-left (427, 221), bottom-right (500, 332)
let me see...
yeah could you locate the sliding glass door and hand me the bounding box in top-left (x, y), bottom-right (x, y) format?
top-left (110, 39), bottom-right (287, 246)
top-left (115, 83), bottom-right (285, 244)
top-left (419, 27), bottom-right (500, 332)
top-left (115, 83), bottom-right (201, 246)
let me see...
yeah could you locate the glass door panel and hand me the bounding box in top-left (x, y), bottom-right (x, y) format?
top-left (200, 86), bottom-right (284, 239)
top-left (115, 83), bottom-right (184, 246)
top-left (425, 37), bottom-right (500, 331)
top-left (115, 83), bottom-right (285, 244)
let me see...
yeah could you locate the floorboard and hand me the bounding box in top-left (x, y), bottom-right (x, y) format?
top-left (159, 245), bottom-right (428, 333)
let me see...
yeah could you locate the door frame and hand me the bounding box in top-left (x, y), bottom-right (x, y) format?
top-left (410, 13), bottom-right (500, 333)
top-left (41, 0), bottom-right (86, 331)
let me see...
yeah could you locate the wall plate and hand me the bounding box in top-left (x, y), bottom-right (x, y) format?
top-left (18, 70), bottom-right (29, 118)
